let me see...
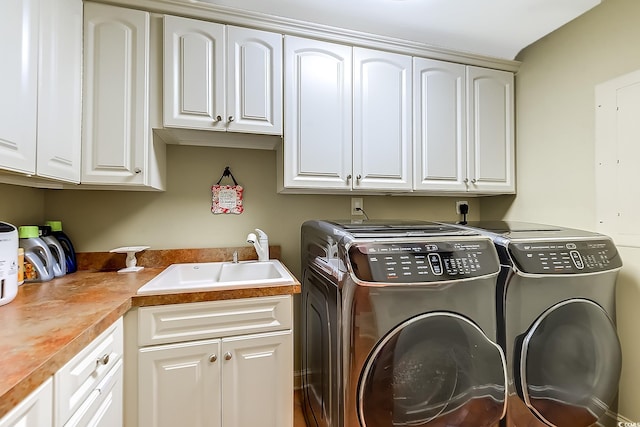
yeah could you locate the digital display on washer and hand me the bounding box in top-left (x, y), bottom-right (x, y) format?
top-left (508, 239), bottom-right (622, 274)
top-left (348, 240), bottom-right (500, 283)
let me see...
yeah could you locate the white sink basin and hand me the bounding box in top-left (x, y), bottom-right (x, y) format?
top-left (137, 260), bottom-right (295, 295)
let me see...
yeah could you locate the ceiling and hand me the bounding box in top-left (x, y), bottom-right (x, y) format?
top-left (200, 0), bottom-right (601, 60)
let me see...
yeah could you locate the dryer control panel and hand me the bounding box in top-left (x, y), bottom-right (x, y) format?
top-left (508, 239), bottom-right (622, 274)
top-left (348, 239), bottom-right (500, 283)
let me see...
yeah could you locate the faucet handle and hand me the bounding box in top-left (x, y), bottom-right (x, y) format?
top-left (254, 228), bottom-right (268, 240)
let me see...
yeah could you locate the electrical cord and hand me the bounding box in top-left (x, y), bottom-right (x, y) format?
top-left (458, 203), bottom-right (469, 225)
top-left (355, 207), bottom-right (370, 220)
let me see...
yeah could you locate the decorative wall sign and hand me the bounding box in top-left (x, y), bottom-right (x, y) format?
top-left (212, 166), bottom-right (244, 214)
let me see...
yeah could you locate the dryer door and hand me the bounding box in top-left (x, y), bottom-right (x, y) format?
top-left (517, 299), bottom-right (622, 427)
top-left (358, 312), bottom-right (507, 427)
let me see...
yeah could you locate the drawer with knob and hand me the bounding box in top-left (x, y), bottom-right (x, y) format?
top-left (54, 318), bottom-right (123, 427)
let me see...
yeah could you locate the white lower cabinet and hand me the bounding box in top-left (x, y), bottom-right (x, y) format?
top-left (55, 318), bottom-right (124, 427)
top-left (0, 378), bottom-right (53, 427)
top-left (131, 295), bottom-right (294, 427)
top-left (0, 318), bottom-right (124, 427)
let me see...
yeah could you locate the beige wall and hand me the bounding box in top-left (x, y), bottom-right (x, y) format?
top-left (5, 0), bottom-right (639, 416)
top-left (39, 144), bottom-right (477, 278)
top-left (481, 0), bottom-right (640, 418)
top-left (0, 183), bottom-right (46, 226)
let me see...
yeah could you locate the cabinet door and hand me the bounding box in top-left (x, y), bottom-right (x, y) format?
top-left (36, 0), bottom-right (82, 183)
top-left (139, 339), bottom-right (221, 427)
top-left (0, 378), bottom-right (52, 427)
top-left (467, 66), bottom-right (515, 193)
top-left (413, 58), bottom-right (467, 192)
top-left (221, 331), bottom-right (293, 427)
top-left (0, 0), bottom-right (38, 175)
top-left (82, 3), bottom-right (149, 185)
top-left (227, 26), bottom-right (282, 135)
top-left (283, 36), bottom-right (352, 190)
top-left (353, 48), bottom-right (412, 191)
top-left (164, 15), bottom-right (225, 130)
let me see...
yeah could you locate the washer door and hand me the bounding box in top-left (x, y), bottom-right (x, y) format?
top-left (358, 313), bottom-right (507, 427)
top-left (518, 299), bottom-right (622, 427)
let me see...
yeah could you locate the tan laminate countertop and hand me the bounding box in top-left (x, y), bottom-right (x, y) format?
top-left (0, 250), bottom-right (300, 419)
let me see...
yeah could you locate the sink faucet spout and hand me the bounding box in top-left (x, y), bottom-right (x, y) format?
top-left (247, 228), bottom-right (269, 262)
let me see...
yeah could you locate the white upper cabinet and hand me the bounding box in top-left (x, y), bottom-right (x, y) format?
top-left (226, 26), bottom-right (282, 134)
top-left (467, 66), bottom-right (515, 193)
top-left (414, 59), bottom-right (514, 194)
top-left (413, 58), bottom-right (467, 192)
top-left (282, 36), bottom-right (352, 191)
top-left (0, 0), bottom-right (39, 175)
top-left (0, 0), bottom-right (82, 183)
top-left (164, 16), bottom-right (282, 135)
top-left (37, 0), bottom-right (82, 183)
top-left (163, 16), bottom-right (225, 130)
top-left (353, 48), bottom-right (412, 191)
top-left (82, 3), bottom-right (165, 190)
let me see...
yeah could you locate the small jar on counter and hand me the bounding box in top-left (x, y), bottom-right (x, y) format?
top-left (17, 247), bottom-right (24, 285)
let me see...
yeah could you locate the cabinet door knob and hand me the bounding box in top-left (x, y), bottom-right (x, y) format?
top-left (224, 352), bottom-right (232, 361)
top-left (464, 178), bottom-right (469, 184)
top-left (346, 174), bottom-right (352, 183)
top-left (356, 174), bottom-right (362, 181)
top-left (228, 116), bottom-right (234, 122)
top-left (215, 115), bottom-right (222, 122)
top-left (97, 354), bottom-right (110, 366)
top-left (209, 354), bottom-right (218, 363)
top-left (134, 168), bottom-right (142, 174)
top-left (471, 179), bottom-right (477, 184)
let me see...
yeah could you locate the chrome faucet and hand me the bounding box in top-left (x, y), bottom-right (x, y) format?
top-left (247, 228), bottom-right (269, 262)
top-left (232, 250), bottom-right (238, 264)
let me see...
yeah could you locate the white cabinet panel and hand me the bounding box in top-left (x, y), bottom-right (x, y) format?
top-left (139, 339), bottom-right (221, 427)
top-left (83, 3), bottom-right (154, 187)
top-left (163, 17), bottom-right (282, 136)
top-left (221, 331), bottom-right (293, 427)
top-left (353, 48), bottom-right (412, 191)
top-left (413, 58), bottom-right (467, 191)
top-left (64, 360), bottom-right (123, 427)
top-left (37, 0), bottom-right (82, 183)
top-left (227, 26), bottom-right (282, 134)
top-left (164, 16), bottom-right (224, 129)
top-left (137, 295), bottom-right (292, 346)
top-left (283, 36), bottom-right (352, 190)
top-left (133, 295), bottom-right (294, 427)
top-left (55, 319), bottom-right (123, 427)
top-left (467, 66), bottom-right (515, 193)
top-left (0, 0), bottom-right (39, 175)
top-left (0, 379), bottom-right (52, 427)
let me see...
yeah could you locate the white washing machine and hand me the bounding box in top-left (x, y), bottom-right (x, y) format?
top-left (301, 219), bottom-right (509, 427)
top-left (452, 221), bottom-right (623, 427)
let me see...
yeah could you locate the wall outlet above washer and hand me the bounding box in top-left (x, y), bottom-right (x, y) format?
top-left (351, 198), bottom-right (364, 216)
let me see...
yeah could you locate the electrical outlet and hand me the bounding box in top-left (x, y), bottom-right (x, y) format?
top-left (351, 197), bottom-right (364, 216)
top-left (456, 200), bottom-right (469, 214)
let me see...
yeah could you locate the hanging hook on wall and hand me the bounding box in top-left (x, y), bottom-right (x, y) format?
top-left (217, 166), bottom-right (239, 186)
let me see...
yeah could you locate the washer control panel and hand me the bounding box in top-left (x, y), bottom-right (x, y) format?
top-left (348, 239), bottom-right (499, 283)
top-left (508, 239), bottom-right (622, 274)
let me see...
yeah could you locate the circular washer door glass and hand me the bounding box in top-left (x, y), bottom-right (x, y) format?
top-left (358, 313), bottom-right (507, 427)
top-left (519, 299), bottom-right (622, 427)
